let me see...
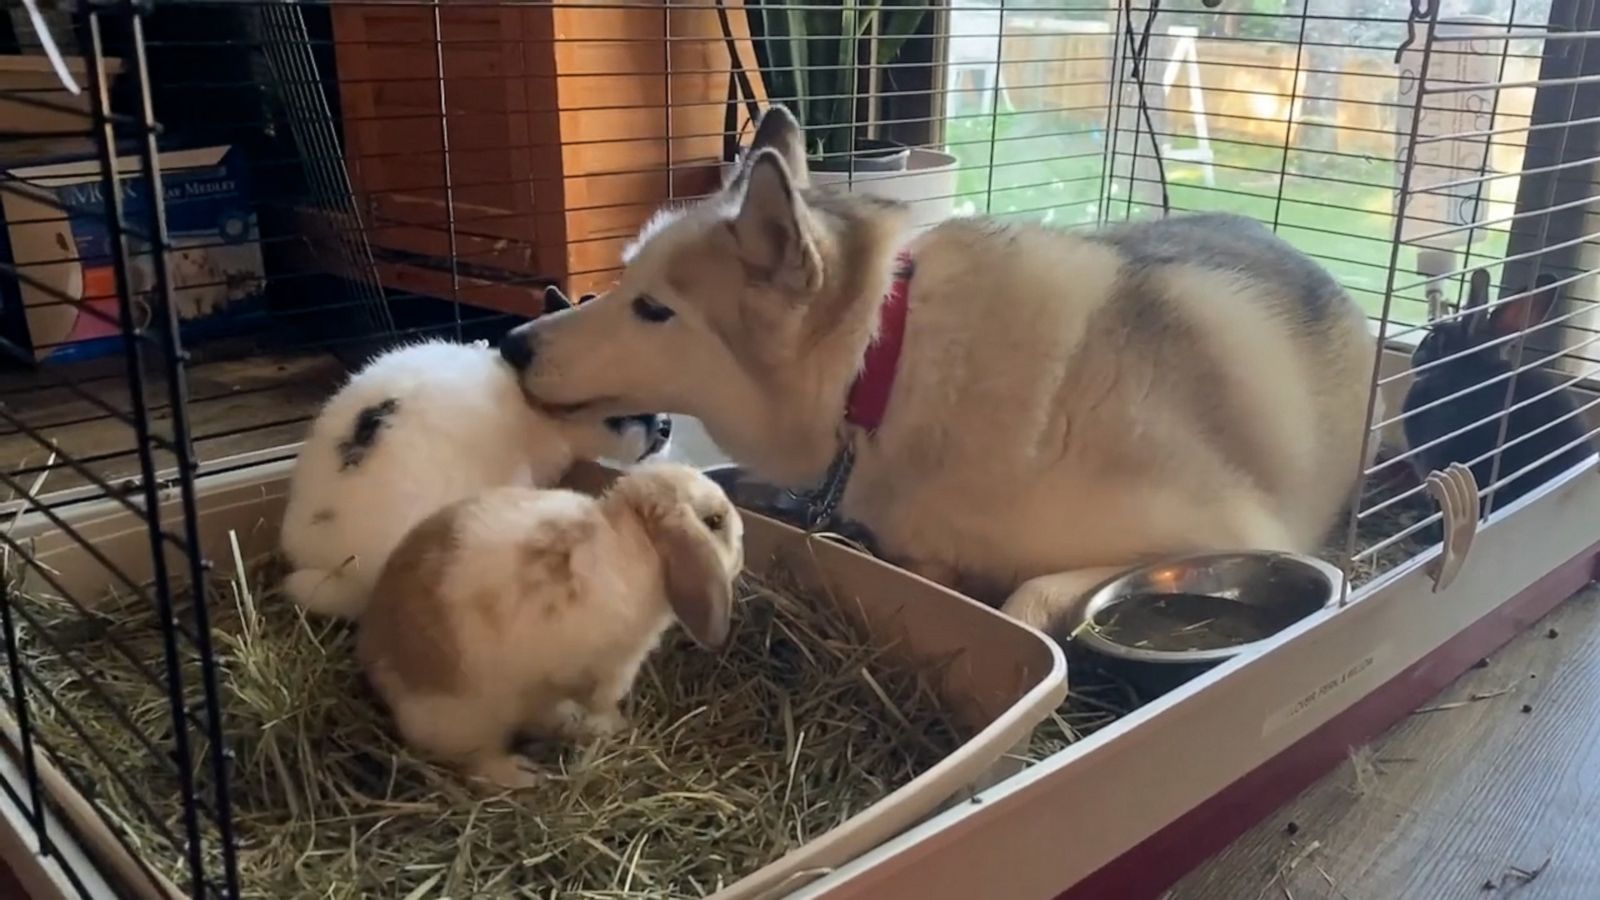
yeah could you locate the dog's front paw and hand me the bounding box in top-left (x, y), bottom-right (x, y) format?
top-left (1001, 580), bottom-right (1067, 636)
top-left (1001, 567), bottom-right (1130, 642)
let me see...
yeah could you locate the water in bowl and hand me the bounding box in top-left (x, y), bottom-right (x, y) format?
top-left (1090, 592), bottom-right (1299, 653)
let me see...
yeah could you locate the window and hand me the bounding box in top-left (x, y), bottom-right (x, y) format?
top-left (942, 0), bottom-right (1558, 330)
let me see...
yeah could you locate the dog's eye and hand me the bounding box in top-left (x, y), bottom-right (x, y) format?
top-left (701, 513), bottom-right (724, 532)
top-left (633, 295), bottom-right (675, 323)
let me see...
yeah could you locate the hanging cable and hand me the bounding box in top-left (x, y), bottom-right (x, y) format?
top-left (716, 0), bottom-right (764, 164)
top-left (1395, 0), bottom-right (1441, 63)
top-left (18, 0), bottom-right (81, 94)
top-left (1123, 0), bottom-right (1170, 217)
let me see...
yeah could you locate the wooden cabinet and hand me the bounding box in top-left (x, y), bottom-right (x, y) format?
top-left (328, 0), bottom-right (764, 312)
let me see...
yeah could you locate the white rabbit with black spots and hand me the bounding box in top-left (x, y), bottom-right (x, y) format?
top-left (280, 288), bottom-right (672, 620)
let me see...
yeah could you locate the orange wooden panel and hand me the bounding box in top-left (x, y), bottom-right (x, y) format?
top-left (552, 0), bottom-right (765, 296)
top-left (330, 0), bottom-right (762, 303)
top-left (331, 1), bottom-right (562, 289)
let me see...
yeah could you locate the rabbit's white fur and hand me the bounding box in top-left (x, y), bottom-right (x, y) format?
top-left (356, 462), bottom-right (743, 789)
top-left (280, 340), bottom-right (664, 620)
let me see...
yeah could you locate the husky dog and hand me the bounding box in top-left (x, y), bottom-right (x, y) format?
top-left (497, 106), bottom-right (1379, 638)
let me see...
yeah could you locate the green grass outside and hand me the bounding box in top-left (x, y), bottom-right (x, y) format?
top-left (943, 109), bottom-right (1514, 327)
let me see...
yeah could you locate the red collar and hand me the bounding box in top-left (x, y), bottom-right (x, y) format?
top-left (844, 251), bottom-right (915, 433)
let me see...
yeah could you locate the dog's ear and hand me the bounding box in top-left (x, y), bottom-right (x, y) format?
top-left (748, 105), bottom-right (809, 187)
top-left (730, 150), bottom-right (822, 295)
top-left (542, 285), bottom-right (573, 315)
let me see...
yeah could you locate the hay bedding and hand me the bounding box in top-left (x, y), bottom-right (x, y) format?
top-left (3, 462), bottom-right (1433, 898)
top-left (8, 554), bottom-right (971, 899)
top-left (1332, 454), bottom-right (1439, 587)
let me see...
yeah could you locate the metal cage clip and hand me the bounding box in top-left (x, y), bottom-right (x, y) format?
top-left (1424, 462), bottom-right (1482, 593)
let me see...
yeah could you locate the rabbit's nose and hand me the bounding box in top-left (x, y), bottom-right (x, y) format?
top-left (498, 334), bottom-right (536, 371)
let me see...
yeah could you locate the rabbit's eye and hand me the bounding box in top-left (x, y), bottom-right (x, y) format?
top-left (632, 295), bottom-right (675, 323)
top-left (701, 513), bottom-right (724, 532)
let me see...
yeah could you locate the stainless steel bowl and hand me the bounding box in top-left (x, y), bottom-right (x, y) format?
top-left (1073, 551), bottom-right (1344, 697)
top-left (700, 464), bottom-right (805, 519)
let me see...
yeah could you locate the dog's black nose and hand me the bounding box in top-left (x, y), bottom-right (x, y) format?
top-left (499, 334), bottom-right (535, 371)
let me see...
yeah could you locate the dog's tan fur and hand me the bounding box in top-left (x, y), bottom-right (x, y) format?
top-left (503, 107), bottom-right (1379, 637)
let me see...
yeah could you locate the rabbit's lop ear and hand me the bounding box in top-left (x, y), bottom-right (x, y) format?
top-left (658, 509), bottom-right (734, 649)
top-left (1485, 273), bottom-right (1562, 340)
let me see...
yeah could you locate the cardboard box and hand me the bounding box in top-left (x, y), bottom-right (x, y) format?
top-left (0, 144), bottom-right (264, 363)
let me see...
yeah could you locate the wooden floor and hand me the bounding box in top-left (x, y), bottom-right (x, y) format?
top-left (1170, 584), bottom-right (1600, 900)
top-left (0, 352), bottom-right (346, 499)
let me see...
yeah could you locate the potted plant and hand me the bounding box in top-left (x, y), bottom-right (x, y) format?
top-left (730, 0), bottom-right (961, 227)
top-left (747, 0), bottom-right (922, 172)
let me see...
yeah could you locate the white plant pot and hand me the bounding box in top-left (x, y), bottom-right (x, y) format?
top-left (721, 147), bottom-right (961, 233)
top-left (810, 147), bottom-right (960, 232)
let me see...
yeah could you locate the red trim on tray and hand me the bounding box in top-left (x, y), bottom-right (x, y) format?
top-left (1056, 543), bottom-right (1600, 900)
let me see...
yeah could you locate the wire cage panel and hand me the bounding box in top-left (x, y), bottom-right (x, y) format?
top-left (0, 0), bottom-right (1595, 898)
top-left (1358, 0), bottom-right (1600, 583)
top-left (0, 7), bottom-right (252, 899)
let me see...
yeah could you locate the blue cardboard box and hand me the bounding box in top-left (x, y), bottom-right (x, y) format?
top-left (0, 144), bottom-right (264, 363)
